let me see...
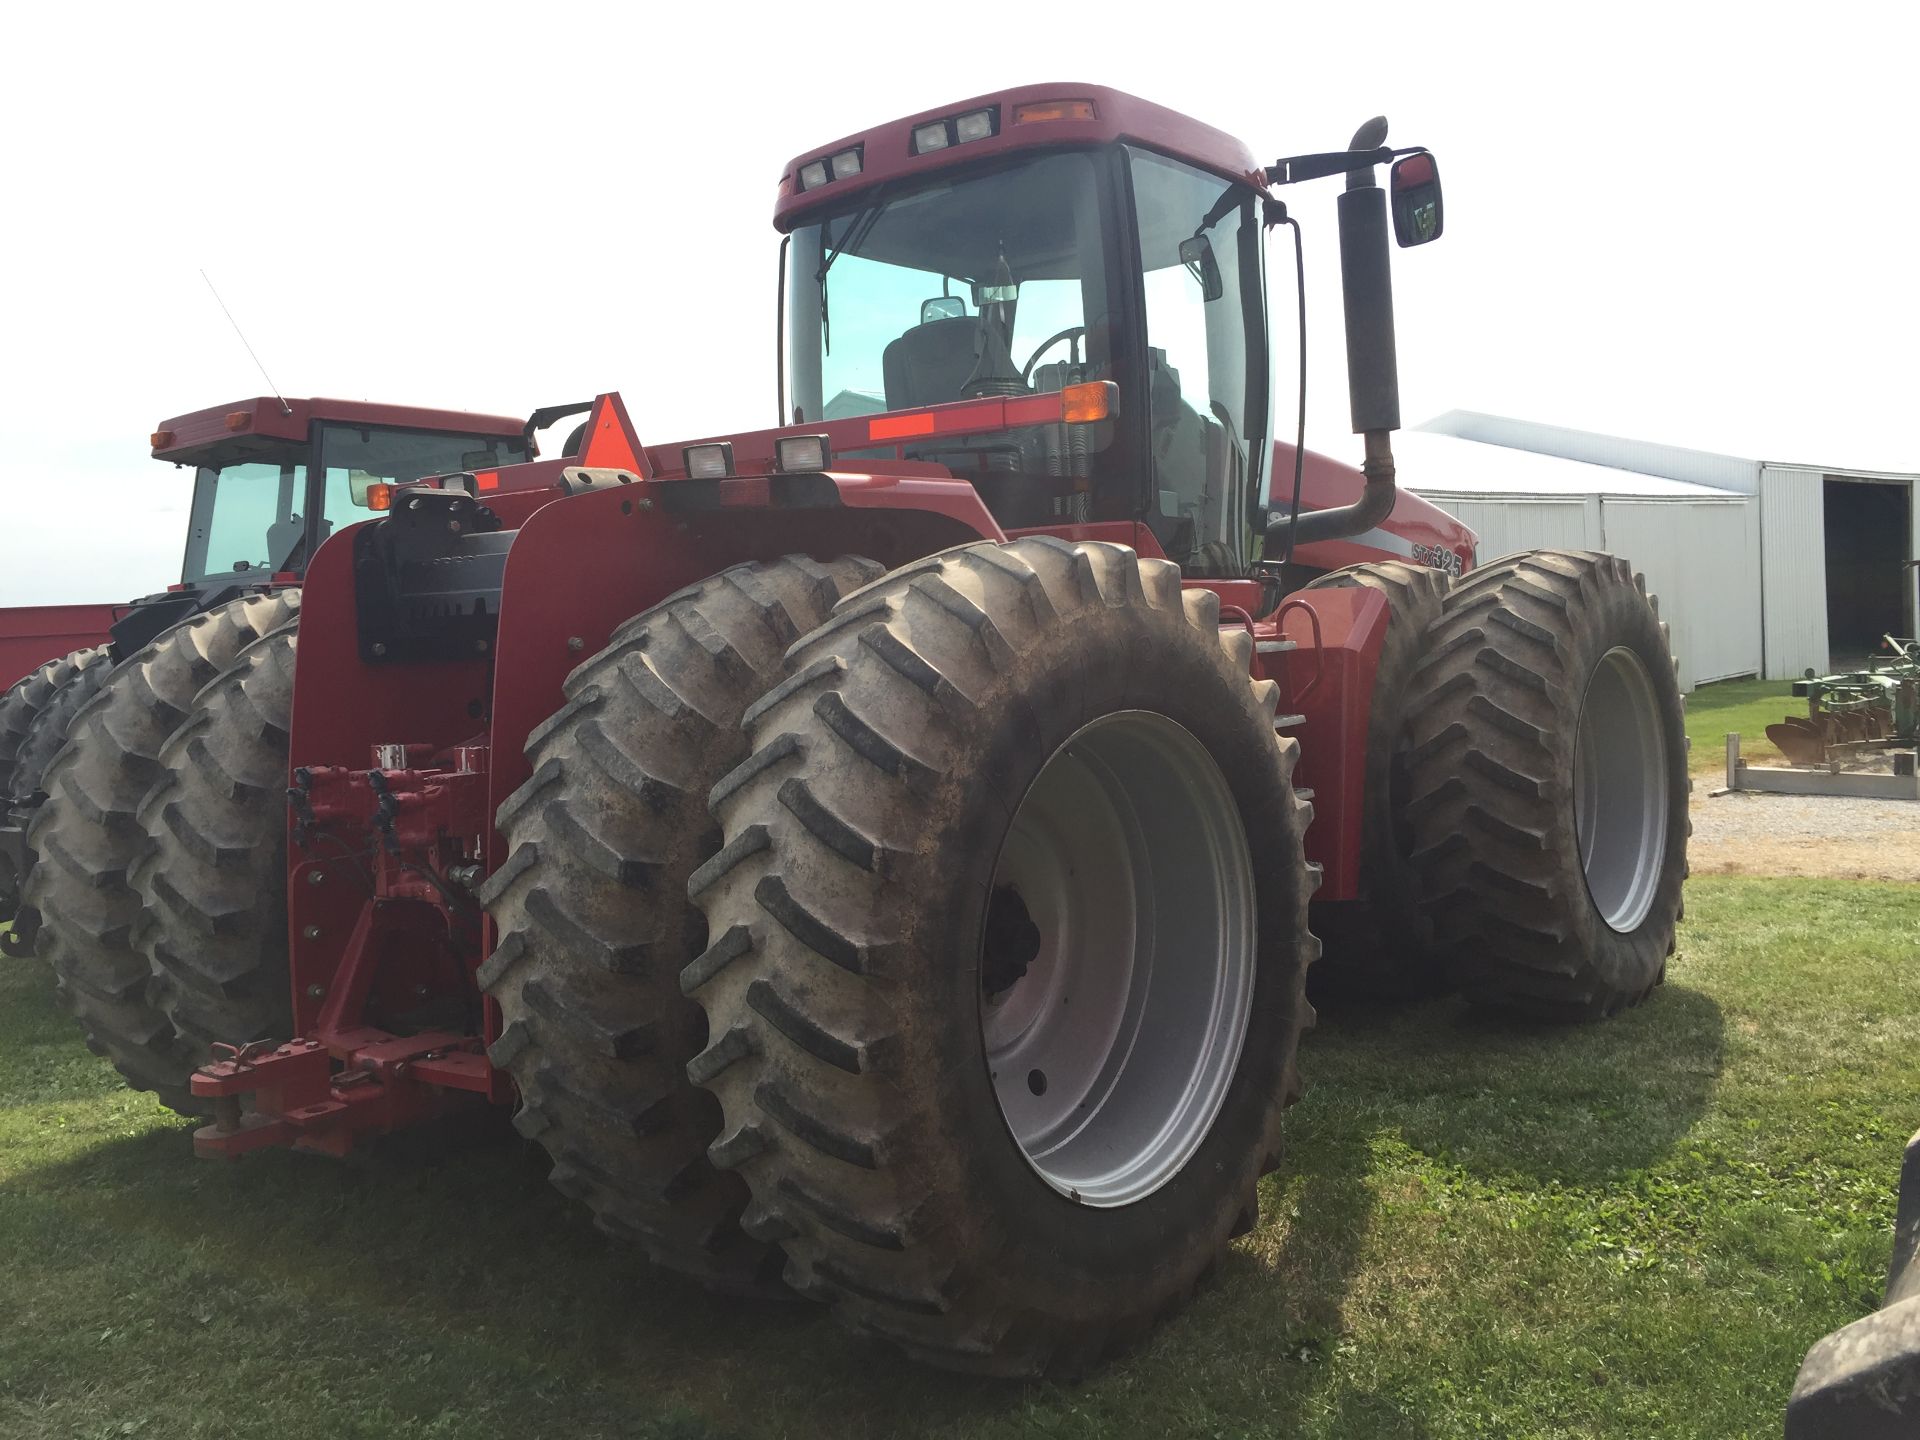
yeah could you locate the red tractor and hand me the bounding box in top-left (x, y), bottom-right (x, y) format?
top-left (1, 396), bottom-right (535, 953)
top-left (31, 86), bottom-right (1689, 1376)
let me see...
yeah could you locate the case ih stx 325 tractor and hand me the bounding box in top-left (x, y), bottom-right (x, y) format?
top-left (32, 86), bottom-right (1688, 1375)
top-left (0, 397), bottom-right (530, 953)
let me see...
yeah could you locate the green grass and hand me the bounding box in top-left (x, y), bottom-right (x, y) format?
top-left (4, 879), bottom-right (1916, 1439)
top-left (1685, 678), bottom-right (1796, 772)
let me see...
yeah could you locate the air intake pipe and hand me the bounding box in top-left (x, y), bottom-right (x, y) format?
top-left (1270, 117), bottom-right (1401, 547)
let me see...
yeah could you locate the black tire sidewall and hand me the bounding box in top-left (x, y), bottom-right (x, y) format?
top-left (901, 601), bottom-right (1305, 1295)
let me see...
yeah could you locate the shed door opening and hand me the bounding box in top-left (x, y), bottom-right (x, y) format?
top-left (1822, 477), bottom-right (1913, 662)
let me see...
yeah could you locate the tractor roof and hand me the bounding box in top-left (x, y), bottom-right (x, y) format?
top-left (773, 83), bottom-right (1262, 232)
top-left (150, 397), bottom-right (524, 461)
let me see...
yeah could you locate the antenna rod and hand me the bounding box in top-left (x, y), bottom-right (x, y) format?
top-left (199, 269), bottom-right (292, 415)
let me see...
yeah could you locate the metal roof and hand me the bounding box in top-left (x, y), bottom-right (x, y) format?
top-left (1394, 430), bottom-right (1749, 502)
top-left (1419, 410), bottom-right (1919, 485)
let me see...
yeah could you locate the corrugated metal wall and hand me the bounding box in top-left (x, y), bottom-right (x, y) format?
top-left (1425, 496), bottom-right (1598, 560)
top-left (1422, 492), bottom-right (1761, 691)
top-left (1758, 466), bottom-right (1829, 677)
top-left (1600, 502), bottom-right (1761, 690)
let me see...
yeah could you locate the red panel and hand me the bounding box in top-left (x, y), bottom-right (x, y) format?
top-left (0, 604), bottom-right (117, 689)
top-left (1261, 586), bottom-right (1387, 902)
top-left (285, 524), bottom-right (495, 1017)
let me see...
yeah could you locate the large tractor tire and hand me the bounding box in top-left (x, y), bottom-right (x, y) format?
top-left (25, 591), bottom-right (301, 1111)
top-left (1, 646), bottom-right (114, 925)
top-left (480, 555), bottom-right (883, 1293)
top-left (131, 623), bottom-right (299, 1056)
top-left (1301, 561), bottom-right (1451, 1001)
top-left (686, 537), bottom-right (1318, 1376)
top-left (1401, 551), bottom-right (1688, 1018)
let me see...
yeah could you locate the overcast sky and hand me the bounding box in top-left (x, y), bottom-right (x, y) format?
top-left (3, 3), bottom-right (1913, 604)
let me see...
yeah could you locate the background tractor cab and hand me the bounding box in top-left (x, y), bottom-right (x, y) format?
top-left (774, 84), bottom-right (1470, 582)
top-left (129, 397), bottom-right (532, 653)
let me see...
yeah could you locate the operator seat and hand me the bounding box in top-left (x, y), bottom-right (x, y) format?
top-left (265, 515), bottom-right (307, 572)
top-left (882, 317), bottom-right (979, 410)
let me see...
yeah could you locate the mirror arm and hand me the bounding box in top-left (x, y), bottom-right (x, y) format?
top-left (1266, 144), bottom-right (1392, 187)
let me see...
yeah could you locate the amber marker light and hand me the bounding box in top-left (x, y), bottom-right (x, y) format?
top-left (1061, 381), bottom-right (1116, 423)
top-left (474, 470), bottom-right (500, 492)
top-left (224, 409), bottom-right (252, 432)
top-left (150, 429), bottom-right (175, 448)
top-left (366, 483), bottom-right (394, 511)
top-left (1013, 99), bottom-right (1097, 125)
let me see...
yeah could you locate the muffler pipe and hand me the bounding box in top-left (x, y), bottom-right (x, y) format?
top-left (1269, 118), bottom-right (1402, 547)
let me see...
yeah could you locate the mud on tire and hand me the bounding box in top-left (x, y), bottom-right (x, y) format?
top-left (1302, 561), bottom-right (1450, 1000)
top-left (686, 537), bottom-right (1318, 1376)
top-left (1401, 550), bottom-right (1688, 1018)
top-left (480, 555), bottom-right (882, 1293)
top-left (25, 591), bottom-right (301, 1111)
top-left (132, 622), bottom-right (299, 1056)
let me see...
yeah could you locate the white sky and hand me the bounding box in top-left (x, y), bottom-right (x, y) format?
top-left (4, 2), bottom-right (1914, 604)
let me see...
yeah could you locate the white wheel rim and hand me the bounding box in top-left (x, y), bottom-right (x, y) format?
top-left (979, 711), bottom-right (1255, 1207)
top-left (1573, 646), bottom-right (1670, 932)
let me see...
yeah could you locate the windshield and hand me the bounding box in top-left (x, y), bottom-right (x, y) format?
top-left (180, 426), bottom-right (530, 583)
top-left (785, 150), bottom-right (1121, 528)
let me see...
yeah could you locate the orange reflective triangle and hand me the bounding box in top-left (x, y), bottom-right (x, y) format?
top-left (578, 393), bottom-right (650, 475)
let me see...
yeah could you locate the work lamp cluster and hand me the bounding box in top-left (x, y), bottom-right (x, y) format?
top-left (682, 435), bottom-right (831, 478)
top-left (797, 147), bottom-right (863, 192)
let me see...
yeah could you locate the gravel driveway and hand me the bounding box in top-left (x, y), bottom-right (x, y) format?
top-left (1688, 790), bottom-right (1920, 881)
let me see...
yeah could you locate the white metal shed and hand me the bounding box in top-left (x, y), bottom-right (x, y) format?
top-left (1393, 431), bottom-right (1760, 692)
top-left (1419, 412), bottom-right (1920, 679)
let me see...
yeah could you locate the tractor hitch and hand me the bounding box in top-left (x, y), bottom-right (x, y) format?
top-left (192, 743), bottom-right (504, 1161)
top-left (191, 1030), bottom-right (491, 1160)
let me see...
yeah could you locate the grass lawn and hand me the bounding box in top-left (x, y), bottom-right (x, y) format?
top-left (1685, 678), bottom-right (1796, 772)
top-left (3, 878), bottom-right (1916, 1439)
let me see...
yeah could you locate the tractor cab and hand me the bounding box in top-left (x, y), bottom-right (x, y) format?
top-left (124, 397), bottom-right (530, 653)
top-left (779, 88), bottom-right (1270, 575)
top-left (152, 397), bottom-right (530, 586)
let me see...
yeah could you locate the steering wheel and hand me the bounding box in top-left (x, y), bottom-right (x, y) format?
top-left (1020, 326), bottom-right (1087, 384)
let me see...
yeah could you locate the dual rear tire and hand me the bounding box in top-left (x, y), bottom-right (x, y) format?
top-left (27, 593), bottom-right (301, 1111)
top-left (486, 539), bottom-right (1317, 1374)
top-left (1402, 551), bottom-right (1689, 1017)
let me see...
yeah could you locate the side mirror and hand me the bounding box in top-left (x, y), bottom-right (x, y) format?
top-left (1178, 235), bottom-right (1224, 301)
top-left (347, 469), bottom-right (383, 508)
top-left (1390, 152), bottom-right (1444, 247)
top-left (920, 295), bottom-right (966, 324)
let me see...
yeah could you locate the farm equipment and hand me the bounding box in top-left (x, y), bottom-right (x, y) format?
top-left (1765, 638), bottom-right (1920, 766)
top-left (1721, 636), bottom-right (1920, 801)
top-left (1, 396), bottom-right (532, 952)
top-left (32, 85), bottom-right (1690, 1375)
top-left (1786, 1128), bottom-right (1920, 1437)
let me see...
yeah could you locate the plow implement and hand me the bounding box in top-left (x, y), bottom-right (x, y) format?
top-left (1725, 636), bottom-right (1920, 801)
